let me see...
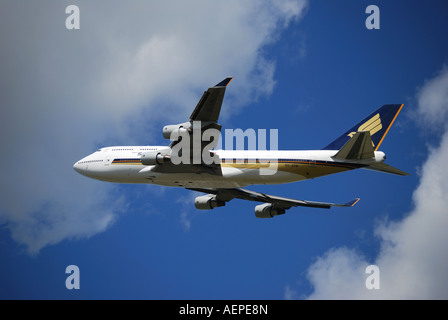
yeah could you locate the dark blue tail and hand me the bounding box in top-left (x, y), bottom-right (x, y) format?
top-left (322, 104), bottom-right (403, 151)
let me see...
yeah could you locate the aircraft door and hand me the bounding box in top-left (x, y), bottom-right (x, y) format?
top-left (103, 148), bottom-right (112, 166)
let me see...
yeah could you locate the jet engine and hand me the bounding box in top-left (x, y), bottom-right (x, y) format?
top-left (140, 151), bottom-right (170, 165)
top-left (162, 122), bottom-right (191, 140)
top-left (195, 194), bottom-right (226, 210)
top-left (254, 203), bottom-right (286, 218)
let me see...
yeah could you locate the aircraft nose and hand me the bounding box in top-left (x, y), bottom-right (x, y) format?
top-left (73, 161), bottom-right (87, 175)
top-left (73, 161), bottom-right (81, 173)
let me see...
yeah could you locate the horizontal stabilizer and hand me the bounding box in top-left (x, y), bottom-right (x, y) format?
top-left (364, 162), bottom-right (410, 176)
top-left (333, 131), bottom-right (374, 160)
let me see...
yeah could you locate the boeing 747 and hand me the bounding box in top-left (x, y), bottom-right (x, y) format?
top-left (74, 78), bottom-right (408, 218)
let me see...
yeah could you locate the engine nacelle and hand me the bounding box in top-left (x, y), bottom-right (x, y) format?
top-left (254, 203), bottom-right (286, 218)
top-left (140, 151), bottom-right (170, 165)
top-left (195, 194), bottom-right (226, 210)
top-left (162, 122), bottom-right (191, 140)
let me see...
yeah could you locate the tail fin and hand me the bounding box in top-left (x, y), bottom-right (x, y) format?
top-left (332, 131), bottom-right (410, 175)
top-left (322, 104), bottom-right (404, 151)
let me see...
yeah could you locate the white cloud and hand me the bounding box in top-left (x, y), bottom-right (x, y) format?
top-left (0, 0), bottom-right (308, 254)
top-left (300, 66), bottom-right (448, 299)
top-left (176, 192), bottom-right (200, 231)
top-left (306, 248), bottom-right (373, 299)
top-left (416, 65), bottom-right (448, 128)
top-left (284, 285), bottom-right (299, 300)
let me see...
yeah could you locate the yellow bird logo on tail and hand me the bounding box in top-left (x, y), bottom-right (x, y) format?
top-left (347, 113), bottom-right (382, 146)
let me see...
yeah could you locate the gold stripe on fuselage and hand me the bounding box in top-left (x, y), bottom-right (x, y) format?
top-left (220, 160), bottom-right (355, 179)
top-left (109, 157), bottom-right (357, 180)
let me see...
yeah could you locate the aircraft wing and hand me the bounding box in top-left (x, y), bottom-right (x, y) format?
top-left (161, 77), bottom-right (232, 171)
top-left (188, 187), bottom-right (359, 212)
top-left (189, 77), bottom-right (233, 123)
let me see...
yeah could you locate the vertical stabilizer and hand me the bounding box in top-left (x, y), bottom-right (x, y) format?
top-left (322, 104), bottom-right (404, 151)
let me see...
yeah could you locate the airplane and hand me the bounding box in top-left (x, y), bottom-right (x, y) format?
top-left (73, 77), bottom-right (409, 218)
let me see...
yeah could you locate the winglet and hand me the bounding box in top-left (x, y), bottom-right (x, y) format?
top-left (345, 198), bottom-right (360, 207)
top-left (215, 77), bottom-right (233, 87)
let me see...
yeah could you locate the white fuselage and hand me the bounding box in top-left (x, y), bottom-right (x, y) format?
top-left (73, 146), bottom-right (385, 188)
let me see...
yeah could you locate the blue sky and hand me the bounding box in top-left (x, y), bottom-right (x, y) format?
top-left (1, 0), bottom-right (448, 299)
